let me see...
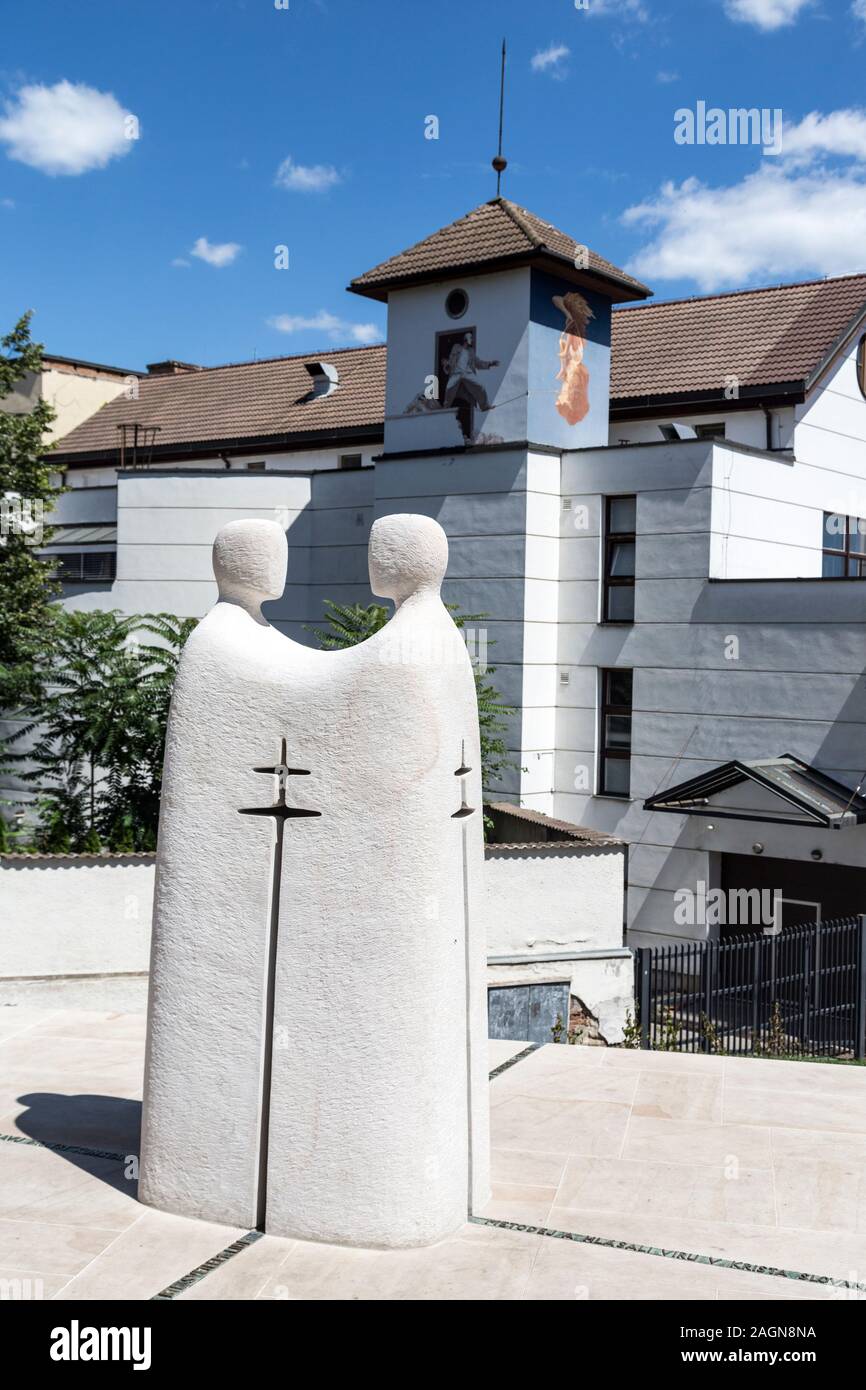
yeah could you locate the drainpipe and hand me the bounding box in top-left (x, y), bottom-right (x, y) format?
top-left (762, 406), bottom-right (773, 452)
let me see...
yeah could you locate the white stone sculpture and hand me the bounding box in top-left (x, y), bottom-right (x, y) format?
top-left (139, 514), bottom-right (490, 1247)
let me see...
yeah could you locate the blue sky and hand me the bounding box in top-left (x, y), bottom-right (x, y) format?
top-left (2, 0), bottom-right (866, 368)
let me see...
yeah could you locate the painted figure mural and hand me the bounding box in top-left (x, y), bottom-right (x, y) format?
top-left (553, 291), bottom-right (594, 426)
top-left (401, 327), bottom-right (503, 445)
top-left (439, 325), bottom-right (500, 439)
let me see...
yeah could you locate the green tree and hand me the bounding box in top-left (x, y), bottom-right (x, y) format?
top-left (0, 313), bottom-right (64, 848)
top-left (12, 609), bottom-right (196, 852)
top-left (100, 613), bottom-right (197, 848)
top-left (306, 598), bottom-right (514, 797)
top-left (0, 313), bottom-right (61, 727)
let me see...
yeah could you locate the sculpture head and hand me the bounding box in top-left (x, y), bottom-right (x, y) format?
top-left (213, 519), bottom-right (287, 611)
top-left (369, 514), bottom-right (448, 608)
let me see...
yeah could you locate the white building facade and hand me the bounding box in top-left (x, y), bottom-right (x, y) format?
top-left (20, 197), bottom-right (866, 948)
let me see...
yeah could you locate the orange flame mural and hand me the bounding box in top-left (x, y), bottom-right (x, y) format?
top-left (553, 291), bottom-right (594, 426)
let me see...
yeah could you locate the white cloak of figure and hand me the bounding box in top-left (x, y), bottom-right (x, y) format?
top-left (264, 514), bottom-right (489, 1246)
top-left (138, 520), bottom-right (323, 1228)
top-left (139, 515), bottom-right (489, 1247)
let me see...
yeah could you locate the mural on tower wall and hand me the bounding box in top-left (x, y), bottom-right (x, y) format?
top-left (384, 271), bottom-right (530, 454)
top-left (528, 270), bottom-right (611, 451)
top-left (553, 291), bottom-right (594, 425)
top-left (383, 268), bottom-right (612, 456)
top-left (432, 326), bottom-right (501, 444)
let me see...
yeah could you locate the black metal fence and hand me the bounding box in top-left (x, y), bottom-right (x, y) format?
top-left (634, 915), bottom-right (866, 1058)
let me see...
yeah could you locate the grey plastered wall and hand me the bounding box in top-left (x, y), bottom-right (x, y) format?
top-left (373, 450), bottom-right (530, 797)
top-left (554, 439), bottom-right (866, 945)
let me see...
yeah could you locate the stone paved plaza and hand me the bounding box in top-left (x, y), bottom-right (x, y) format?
top-left (0, 1009), bottom-right (864, 1301)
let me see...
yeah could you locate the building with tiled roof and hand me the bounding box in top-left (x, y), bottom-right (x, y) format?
top-left (349, 196), bottom-right (652, 302)
top-left (53, 344), bottom-right (386, 463)
top-left (14, 196), bottom-right (866, 949)
top-left (610, 272), bottom-right (866, 416)
top-left (51, 270), bottom-right (866, 468)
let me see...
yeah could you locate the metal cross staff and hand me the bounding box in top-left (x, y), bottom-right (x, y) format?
top-left (238, 738), bottom-right (321, 1229)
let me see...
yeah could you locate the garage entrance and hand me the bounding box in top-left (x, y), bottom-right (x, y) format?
top-left (719, 853), bottom-right (866, 939)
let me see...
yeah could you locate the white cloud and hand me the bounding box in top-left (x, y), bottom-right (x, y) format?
top-left (190, 237), bottom-right (242, 268)
top-left (656, 71), bottom-right (680, 84)
top-left (623, 100), bottom-right (866, 291)
top-left (781, 108), bottom-right (866, 165)
top-left (723, 0), bottom-right (813, 30)
top-left (274, 155), bottom-right (341, 193)
top-left (1, 197), bottom-right (14, 208)
top-left (585, 0), bottom-right (650, 19)
top-left (171, 257), bottom-right (190, 268)
top-left (531, 44), bottom-right (570, 77)
top-left (853, 0), bottom-right (866, 22)
top-left (268, 310), bottom-right (382, 345)
top-left (623, 166), bottom-right (866, 291)
top-left (0, 80), bottom-right (135, 176)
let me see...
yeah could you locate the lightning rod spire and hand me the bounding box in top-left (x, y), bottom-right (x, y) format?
top-left (493, 38), bottom-right (508, 197)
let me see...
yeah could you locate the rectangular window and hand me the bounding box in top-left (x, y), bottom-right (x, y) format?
top-left (822, 513), bottom-right (866, 577)
top-left (246, 460), bottom-right (266, 472)
top-left (339, 453), bottom-right (363, 470)
top-left (694, 422), bottom-right (726, 439)
top-left (598, 668), bottom-right (633, 798)
top-left (47, 551), bottom-right (117, 582)
top-left (603, 495), bottom-right (636, 623)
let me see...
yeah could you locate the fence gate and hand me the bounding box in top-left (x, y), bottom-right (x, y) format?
top-left (634, 915), bottom-right (866, 1059)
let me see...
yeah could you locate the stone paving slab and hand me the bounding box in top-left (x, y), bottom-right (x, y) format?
top-left (0, 1007), bottom-right (864, 1300)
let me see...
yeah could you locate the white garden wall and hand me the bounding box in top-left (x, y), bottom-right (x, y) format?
top-left (1, 833), bottom-right (633, 1041)
top-left (484, 844), bottom-right (624, 956)
top-left (483, 817), bottom-right (632, 1044)
top-left (0, 855), bottom-right (154, 980)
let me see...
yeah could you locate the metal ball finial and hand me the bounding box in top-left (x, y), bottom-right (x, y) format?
top-left (494, 39), bottom-right (507, 196)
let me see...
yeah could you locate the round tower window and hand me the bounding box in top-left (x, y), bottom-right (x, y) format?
top-left (445, 288), bottom-right (469, 320)
top-left (858, 334), bottom-right (866, 399)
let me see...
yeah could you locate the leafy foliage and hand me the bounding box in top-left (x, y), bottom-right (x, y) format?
top-left (306, 597), bottom-right (514, 796)
top-left (8, 609), bottom-right (196, 852)
top-left (0, 311), bottom-right (64, 843)
top-left (305, 600), bottom-right (390, 650)
top-left (0, 313), bottom-right (62, 726)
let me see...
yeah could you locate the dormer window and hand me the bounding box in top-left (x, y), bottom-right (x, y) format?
top-left (303, 361), bottom-right (339, 399)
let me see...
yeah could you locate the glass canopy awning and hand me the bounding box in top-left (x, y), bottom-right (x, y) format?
top-left (643, 755), bottom-right (866, 829)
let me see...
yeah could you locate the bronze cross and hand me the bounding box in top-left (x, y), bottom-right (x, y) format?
top-left (452, 739), bottom-right (476, 819)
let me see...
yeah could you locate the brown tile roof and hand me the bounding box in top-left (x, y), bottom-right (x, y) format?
top-left (610, 272), bottom-right (866, 402)
top-left (349, 197), bottom-right (652, 302)
top-left (50, 273), bottom-right (866, 462)
top-left (484, 801), bottom-right (624, 850)
top-left (52, 343), bottom-right (387, 460)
